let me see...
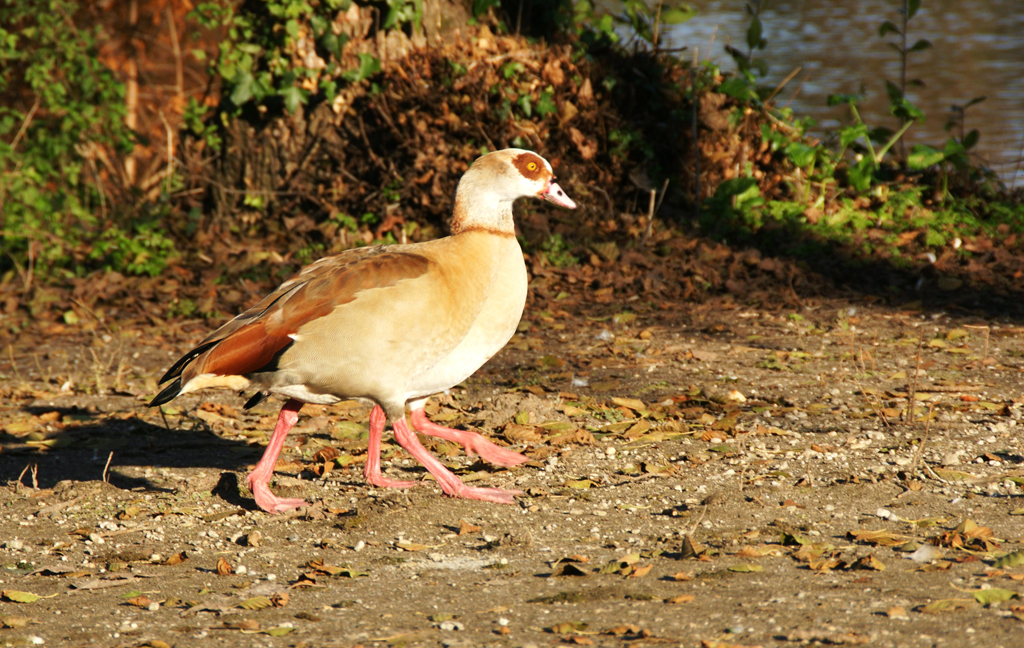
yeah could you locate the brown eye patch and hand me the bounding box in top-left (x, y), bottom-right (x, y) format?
top-left (512, 152), bottom-right (546, 181)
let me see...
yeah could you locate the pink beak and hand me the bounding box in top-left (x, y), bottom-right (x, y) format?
top-left (540, 180), bottom-right (577, 209)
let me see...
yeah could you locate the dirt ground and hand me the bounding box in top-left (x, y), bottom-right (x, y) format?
top-left (2, 286), bottom-right (1024, 648)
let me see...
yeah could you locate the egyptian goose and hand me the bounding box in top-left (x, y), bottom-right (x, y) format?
top-left (152, 149), bottom-right (576, 512)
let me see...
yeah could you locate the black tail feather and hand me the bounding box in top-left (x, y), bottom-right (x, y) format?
top-left (150, 377), bottom-right (183, 407)
top-left (243, 391), bottom-right (268, 409)
top-left (158, 339), bottom-right (220, 385)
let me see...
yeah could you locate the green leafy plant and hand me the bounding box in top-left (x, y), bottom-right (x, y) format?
top-left (725, 0), bottom-right (770, 78)
top-left (569, 0), bottom-right (695, 51)
top-left (538, 234), bottom-right (579, 268)
top-left (877, 0), bottom-right (931, 154)
top-left (826, 93), bottom-right (922, 192)
top-left (190, 0), bottom-right (390, 115)
top-left (0, 0), bottom-right (147, 281)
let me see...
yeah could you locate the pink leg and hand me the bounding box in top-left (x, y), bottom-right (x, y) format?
top-left (364, 405), bottom-right (419, 489)
top-left (392, 417), bottom-right (522, 504)
top-left (410, 408), bottom-right (528, 468)
top-left (246, 399), bottom-right (307, 513)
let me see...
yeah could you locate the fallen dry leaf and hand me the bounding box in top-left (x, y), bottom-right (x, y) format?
top-left (666, 594), bottom-right (695, 604)
top-left (216, 557), bottom-right (233, 576)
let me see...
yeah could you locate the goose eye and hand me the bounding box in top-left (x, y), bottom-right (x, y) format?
top-left (527, 162), bottom-right (537, 171)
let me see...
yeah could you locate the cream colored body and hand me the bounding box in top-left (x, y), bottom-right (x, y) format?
top-left (252, 231), bottom-right (527, 417)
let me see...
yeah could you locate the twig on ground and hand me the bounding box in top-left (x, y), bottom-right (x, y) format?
top-left (8, 344), bottom-right (22, 382)
top-left (102, 451), bottom-right (114, 483)
top-left (37, 495), bottom-right (86, 517)
top-left (906, 330), bottom-right (924, 422)
top-left (14, 463), bottom-right (34, 491)
top-left (908, 403), bottom-right (935, 477)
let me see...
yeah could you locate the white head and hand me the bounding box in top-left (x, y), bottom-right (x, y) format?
top-left (451, 148), bottom-right (576, 234)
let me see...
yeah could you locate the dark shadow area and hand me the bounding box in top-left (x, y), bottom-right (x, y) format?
top-left (693, 180), bottom-right (1024, 321)
top-left (0, 415), bottom-right (262, 491)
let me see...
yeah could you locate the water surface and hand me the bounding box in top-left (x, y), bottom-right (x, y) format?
top-left (654, 0), bottom-right (1024, 186)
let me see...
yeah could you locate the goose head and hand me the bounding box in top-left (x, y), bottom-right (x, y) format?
top-left (451, 149), bottom-right (576, 234)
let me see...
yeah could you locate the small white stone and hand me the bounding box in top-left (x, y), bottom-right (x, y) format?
top-left (438, 621), bottom-right (464, 631)
top-left (234, 565), bottom-right (247, 575)
top-left (908, 545), bottom-right (943, 563)
top-left (353, 540), bottom-right (365, 552)
top-left (266, 573), bottom-right (277, 581)
top-left (498, 617), bottom-right (510, 626)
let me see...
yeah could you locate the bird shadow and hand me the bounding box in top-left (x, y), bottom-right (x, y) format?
top-left (0, 410), bottom-right (261, 492)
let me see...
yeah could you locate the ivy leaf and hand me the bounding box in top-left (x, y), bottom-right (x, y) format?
top-left (280, 86), bottom-right (308, 114)
top-left (909, 39), bottom-right (932, 52)
top-left (847, 156), bottom-right (875, 192)
top-left (237, 596), bottom-right (273, 610)
top-left (746, 16), bottom-right (764, 51)
top-left (230, 70), bottom-right (255, 106)
top-left (264, 626), bottom-right (295, 637)
top-left (907, 144), bottom-right (946, 171)
top-left (1, 590), bottom-right (54, 603)
top-left (973, 588), bottom-right (1019, 606)
top-left (993, 551), bottom-right (1024, 569)
top-left (839, 123), bottom-right (868, 150)
top-left (718, 77), bottom-right (757, 102)
top-left (536, 90), bottom-right (557, 118)
top-left (878, 20), bottom-right (900, 37)
top-left (785, 142), bottom-right (817, 168)
top-left (342, 53), bottom-right (381, 83)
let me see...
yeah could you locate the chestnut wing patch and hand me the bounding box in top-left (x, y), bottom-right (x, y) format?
top-left (178, 251), bottom-right (431, 381)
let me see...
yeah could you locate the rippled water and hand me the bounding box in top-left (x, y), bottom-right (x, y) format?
top-left (654, 0), bottom-right (1024, 185)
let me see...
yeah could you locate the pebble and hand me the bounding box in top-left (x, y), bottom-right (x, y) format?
top-left (438, 620), bottom-right (465, 631)
top-left (908, 545), bottom-right (943, 563)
